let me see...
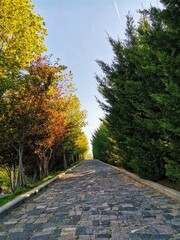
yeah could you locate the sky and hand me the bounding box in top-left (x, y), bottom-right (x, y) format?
top-left (32, 0), bottom-right (160, 152)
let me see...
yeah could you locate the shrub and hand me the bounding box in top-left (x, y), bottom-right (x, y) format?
top-left (165, 160), bottom-right (180, 183)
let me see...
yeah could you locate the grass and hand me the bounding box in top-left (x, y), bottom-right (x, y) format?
top-left (0, 194), bottom-right (18, 207)
top-left (0, 159), bottom-right (83, 207)
top-left (0, 174), bottom-right (60, 207)
top-left (0, 168), bottom-right (10, 193)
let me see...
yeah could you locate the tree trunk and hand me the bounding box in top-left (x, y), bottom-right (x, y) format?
top-left (43, 149), bottom-right (52, 177)
top-left (6, 166), bottom-right (15, 192)
top-left (43, 157), bottom-right (49, 177)
top-left (38, 160), bottom-right (43, 180)
top-left (11, 164), bottom-right (16, 192)
top-left (17, 143), bottom-right (25, 186)
top-left (9, 169), bottom-right (14, 192)
top-left (12, 161), bottom-right (16, 191)
top-left (63, 152), bottom-right (67, 169)
top-left (32, 170), bottom-right (37, 184)
top-left (71, 155), bottom-right (74, 164)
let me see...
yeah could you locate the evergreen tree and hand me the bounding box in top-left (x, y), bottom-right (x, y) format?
top-left (96, 1), bottom-right (180, 182)
top-left (92, 119), bottom-right (120, 165)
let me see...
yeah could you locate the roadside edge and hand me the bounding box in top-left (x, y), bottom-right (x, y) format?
top-left (97, 160), bottom-right (180, 202)
top-left (0, 160), bottom-right (84, 217)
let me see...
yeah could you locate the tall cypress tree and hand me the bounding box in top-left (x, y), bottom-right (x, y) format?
top-left (92, 119), bottom-right (120, 165)
top-left (143, 0), bottom-right (180, 182)
top-left (96, 1), bottom-right (180, 182)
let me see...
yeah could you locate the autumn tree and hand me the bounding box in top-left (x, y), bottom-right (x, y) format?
top-left (26, 56), bottom-right (70, 179)
top-left (0, 75), bottom-right (41, 187)
top-left (0, 56), bottom-right (68, 186)
top-left (60, 95), bottom-right (87, 168)
top-left (0, 0), bottom-right (89, 191)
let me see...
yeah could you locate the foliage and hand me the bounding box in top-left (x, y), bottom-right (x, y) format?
top-left (0, 168), bottom-right (10, 191)
top-left (0, 0), bottom-right (47, 77)
top-left (0, 0), bottom-right (47, 135)
top-left (165, 160), bottom-right (180, 184)
top-left (92, 120), bottom-right (121, 166)
top-left (85, 152), bottom-right (93, 160)
top-left (0, 1), bottom-right (88, 192)
top-left (95, 1), bottom-right (180, 182)
top-left (0, 55), bottom-right (88, 190)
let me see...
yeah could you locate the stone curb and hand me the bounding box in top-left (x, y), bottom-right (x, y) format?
top-left (98, 160), bottom-right (180, 202)
top-left (0, 160), bottom-right (84, 217)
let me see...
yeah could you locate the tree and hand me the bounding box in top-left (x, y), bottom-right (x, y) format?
top-left (96, 3), bottom-right (180, 182)
top-left (27, 56), bottom-right (70, 179)
top-left (92, 119), bottom-right (120, 165)
top-left (0, 75), bottom-right (41, 187)
top-left (74, 131), bottom-right (89, 160)
top-left (0, 0), bottom-right (47, 77)
top-left (0, 56), bottom-right (71, 185)
top-left (141, 0), bottom-right (180, 182)
top-left (0, 0), bottom-right (47, 125)
top-left (61, 95), bottom-right (87, 168)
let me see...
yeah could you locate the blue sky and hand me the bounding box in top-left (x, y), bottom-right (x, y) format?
top-left (32, 0), bottom-right (160, 152)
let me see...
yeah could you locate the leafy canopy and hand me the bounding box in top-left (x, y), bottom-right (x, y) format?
top-left (0, 0), bottom-right (47, 77)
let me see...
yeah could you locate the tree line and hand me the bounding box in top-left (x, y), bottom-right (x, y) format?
top-left (92, 0), bottom-right (180, 183)
top-left (0, 0), bottom-right (88, 192)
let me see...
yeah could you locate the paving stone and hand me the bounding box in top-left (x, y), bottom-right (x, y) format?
top-left (26, 217), bottom-right (36, 224)
top-left (93, 220), bottom-right (100, 226)
top-left (34, 217), bottom-right (48, 224)
top-left (86, 227), bottom-right (94, 235)
top-left (0, 232), bottom-right (7, 236)
top-left (42, 227), bottom-right (57, 232)
top-left (74, 215), bottom-right (81, 220)
top-left (32, 236), bottom-right (50, 240)
top-left (101, 220), bottom-right (110, 226)
top-left (10, 228), bottom-right (24, 233)
top-left (36, 205), bottom-right (47, 209)
top-left (46, 207), bottom-right (58, 211)
top-left (18, 218), bottom-right (29, 224)
top-left (146, 226), bottom-right (158, 234)
top-left (142, 211), bottom-right (157, 218)
top-left (0, 160), bottom-right (179, 240)
top-left (140, 233), bottom-right (172, 239)
top-left (61, 227), bottom-right (76, 236)
top-left (77, 236), bottom-right (92, 240)
top-left (163, 214), bottom-right (174, 220)
top-left (4, 220), bottom-right (18, 225)
top-left (76, 226), bottom-right (87, 235)
top-left (130, 233), bottom-right (141, 240)
top-left (82, 206), bottom-right (91, 211)
top-left (95, 233), bottom-right (111, 238)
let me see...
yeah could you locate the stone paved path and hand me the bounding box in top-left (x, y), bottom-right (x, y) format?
top-left (0, 160), bottom-right (179, 240)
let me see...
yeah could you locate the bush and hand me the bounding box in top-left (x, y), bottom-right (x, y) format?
top-left (0, 168), bottom-right (10, 192)
top-left (165, 160), bottom-right (180, 183)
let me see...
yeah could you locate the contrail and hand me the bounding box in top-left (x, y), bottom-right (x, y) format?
top-left (114, 1), bottom-right (121, 22)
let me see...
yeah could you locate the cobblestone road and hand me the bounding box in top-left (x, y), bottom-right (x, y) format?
top-left (0, 160), bottom-right (179, 240)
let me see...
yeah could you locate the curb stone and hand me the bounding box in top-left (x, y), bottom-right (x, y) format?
top-left (0, 160), bottom-right (84, 217)
top-left (97, 159), bottom-right (180, 202)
